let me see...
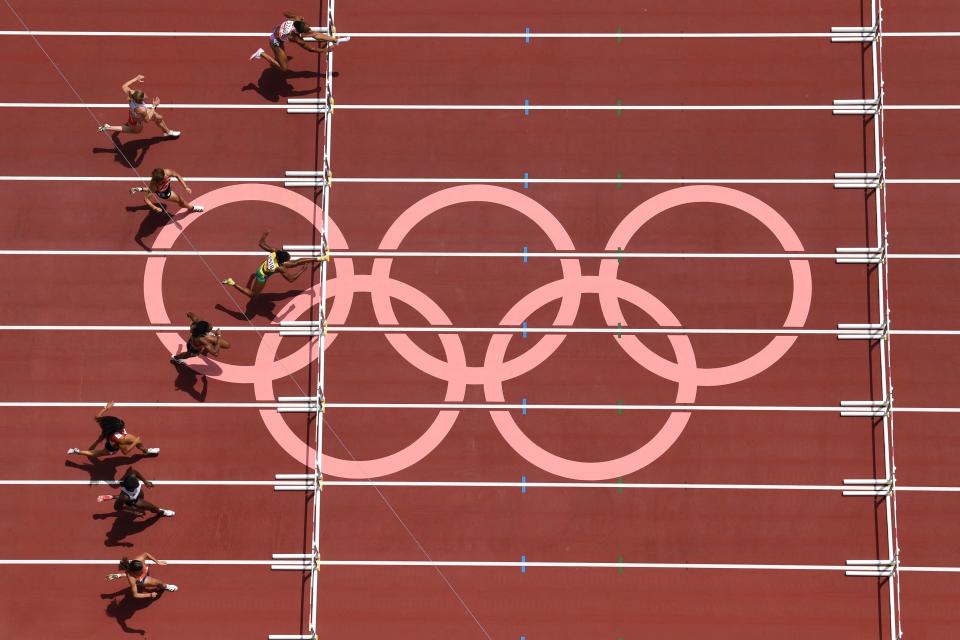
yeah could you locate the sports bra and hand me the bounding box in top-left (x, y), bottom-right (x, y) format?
top-left (273, 20), bottom-right (296, 42)
top-left (259, 252), bottom-right (280, 275)
top-left (128, 99), bottom-right (147, 121)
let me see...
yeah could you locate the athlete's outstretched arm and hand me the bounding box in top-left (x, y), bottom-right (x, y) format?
top-left (120, 74), bottom-right (144, 97)
top-left (258, 230), bottom-right (276, 253)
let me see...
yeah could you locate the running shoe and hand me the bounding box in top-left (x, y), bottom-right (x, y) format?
top-left (250, 47), bottom-right (265, 60)
top-left (146, 447), bottom-right (160, 455)
top-left (190, 205), bottom-right (205, 213)
top-left (222, 277), bottom-right (236, 286)
top-left (160, 509), bottom-right (175, 517)
top-left (335, 35), bottom-right (351, 44)
top-left (129, 187), bottom-right (145, 194)
top-left (165, 130), bottom-right (181, 138)
top-left (96, 494), bottom-right (114, 503)
top-left (165, 584), bottom-right (179, 592)
top-left (97, 124), bottom-right (110, 132)
top-left (169, 356), bottom-right (184, 365)
top-left (66, 447), bottom-right (80, 454)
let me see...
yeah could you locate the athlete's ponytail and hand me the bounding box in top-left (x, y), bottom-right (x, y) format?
top-left (96, 415), bottom-right (125, 437)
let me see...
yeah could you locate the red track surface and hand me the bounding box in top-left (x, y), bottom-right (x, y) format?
top-left (0, 0), bottom-right (958, 638)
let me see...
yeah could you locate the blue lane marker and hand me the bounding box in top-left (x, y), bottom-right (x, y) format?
top-left (525, 26), bottom-right (531, 44)
top-left (521, 554), bottom-right (527, 573)
top-left (524, 98), bottom-right (530, 116)
top-left (521, 475), bottom-right (526, 493)
top-left (523, 172), bottom-right (529, 189)
top-left (522, 321), bottom-right (527, 338)
top-left (522, 398), bottom-right (527, 415)
top-left (522, 245), bottom-right (528, 262)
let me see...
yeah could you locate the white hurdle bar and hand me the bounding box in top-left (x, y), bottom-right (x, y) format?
top-left (837, 322), bottom-right (888, 341)
top-left (284, 168), bottom-right (330, 188)
top-left (274, 473), bottom-right (324, 492)
top-left (834, 171), bottom-right (882, 189)
top-left (840, 399), bottom-right (891, 418)
top-left (277, 396), bottom-right (320, 414)
top-left (271, 552), bottom-right (314, 571)
top-left (836, 246), bottom-right (885, 264)
top-left (831, 25), bottom-right (879, 43)
top-left (843, 477), bottom-right (894, 497)
top-left (287, 96), bottom-right (333, 115)
top-left (279, 317), bottom-right (326, 337)
top-left (833, 97), bottom-right (880, 116)
top-left (845, 559), bottom-right (895, 577)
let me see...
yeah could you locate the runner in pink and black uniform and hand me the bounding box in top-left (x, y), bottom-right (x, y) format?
top-left (249, 12), bottom-right (340, 72)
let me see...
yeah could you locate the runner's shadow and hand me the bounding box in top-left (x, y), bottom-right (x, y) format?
top-left (101, 587), bottom-right (162, 635)
top-left (131, 207), bottom-right (170, 250)
top-left (215, 288), bottom-right (302, 322)
top-left (94, 511), bottom-right (163, 548)
top-left (65, 455), bottom-right (148, 483)
top-left (240, 66), bottom-right (328, 102)
top-left (131, 206), bottom-right (192, 251)
top-left (172, 363), bottom-right (208, 401)
top-left (92, 133), bottom-right (174, 169)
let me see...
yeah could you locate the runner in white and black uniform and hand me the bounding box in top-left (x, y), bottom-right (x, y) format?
top-left (67, 402), bottom-right (160, 459)
top-left (97, 74), bottom-right (181, 137)
top-left (249, 12), bottom-right (342, 72)
top-left (130, 167), bottom-right (204, 215)
top-left (98, 467), bottom-right (175, 517)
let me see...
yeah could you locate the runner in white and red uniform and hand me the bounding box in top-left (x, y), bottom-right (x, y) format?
top-left (108, 553), bottom-right (178, 598)
top-left (129, 167), bottom-right (203, 215)
top-left (66, 401), bottom-right (160, 459)
top-left (249, 11), bottom-right (341, 72)
top-left (97, 74), bottom-right (181, 138)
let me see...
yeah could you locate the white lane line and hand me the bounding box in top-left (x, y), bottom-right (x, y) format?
top-left (3, 176), bottom-right (960, 185)
top-left (3, 250), bottom-right (960, 260)
top-left (0, 480), bottom-right (292, 486)
top-left (2, 30), bottom-right (958, 39)
top-left (0, 557), bottom-right (956, 573)
top-left (4, 102), bottom-right (960, 112)
top-left (0, 325), bottom-right (297, 332)
top-left (0, 402), bottom-right (299, 408)
top-left (0, 176), bottom-right (284, 182)
top-left (1, 401), bottom-right (959, 413)
top-left (1, 324), bottom-right (959, 337)
top-left (3, 479), bottom-right (960, 492)
top-left (0, 102), bottom-right (292, 109)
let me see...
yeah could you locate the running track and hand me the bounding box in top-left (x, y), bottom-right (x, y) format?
top-left (1, 1), bottom-right (959, 638)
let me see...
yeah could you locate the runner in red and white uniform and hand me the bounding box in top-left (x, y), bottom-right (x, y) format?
top-left (97, 74), bottom-right (181, 138)
top-left (66, 401), bottom-right (160, 459)
top-left (130, 167), bottom-right (203, 215)
top-left (249, 11), bottom-right (343, 72)
top-left (107, 553), bottom-right (178, 598)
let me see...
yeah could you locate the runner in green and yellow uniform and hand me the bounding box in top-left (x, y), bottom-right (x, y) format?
top-left (222, 230), bottom-right (328, 299)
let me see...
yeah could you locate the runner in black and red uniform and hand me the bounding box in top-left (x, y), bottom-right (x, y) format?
top-left (170, 311), bottom-right (230, 365)
top-left (130, 167), bottom-right (204, 215)
top-left (66, 402), bottom-right (160, 459)
top-left (97, 74), bottom-right (181, 138)
top-left (249, 11), bottom-right (343, 72)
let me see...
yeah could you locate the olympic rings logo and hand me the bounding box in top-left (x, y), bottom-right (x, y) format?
top-left (143, 183), bottom-right (812, 481)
